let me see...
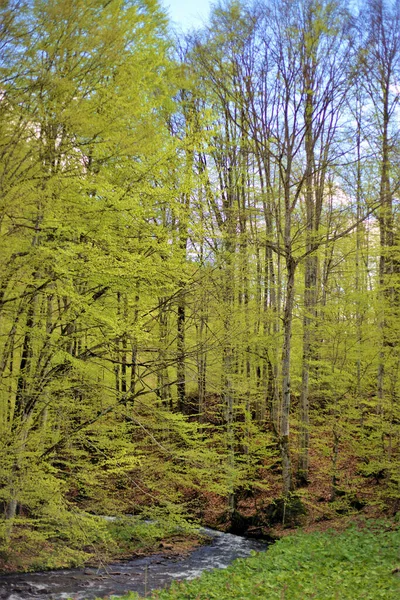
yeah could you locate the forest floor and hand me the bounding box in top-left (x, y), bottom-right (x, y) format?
top-left (197, 425), bottom-right (399, 539)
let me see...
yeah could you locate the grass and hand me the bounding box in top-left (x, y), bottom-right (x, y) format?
top-left (115, 520), bottom-right (400, 599)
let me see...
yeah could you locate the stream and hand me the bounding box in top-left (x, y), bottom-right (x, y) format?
top-left (0, 528), bottom-right (270, 600)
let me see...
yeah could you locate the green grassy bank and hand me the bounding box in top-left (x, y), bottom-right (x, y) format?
top-left (116, 521), bottom-right (400, 600)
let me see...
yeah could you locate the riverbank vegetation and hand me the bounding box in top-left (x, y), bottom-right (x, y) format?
top-left (1, 0), bottom-right (400, 574)
top-left (0, 514), bottom-right (204, 573)
top-left (124, 520), bottom-right (400, 599)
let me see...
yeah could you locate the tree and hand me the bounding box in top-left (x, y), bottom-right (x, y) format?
top-left (0, 0), bottom-right (203, 542)
top-left (357, 0), bottom-right (400, 488)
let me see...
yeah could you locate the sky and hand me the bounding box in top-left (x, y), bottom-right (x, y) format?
top-left (162, 0), bottom-right (214, 31)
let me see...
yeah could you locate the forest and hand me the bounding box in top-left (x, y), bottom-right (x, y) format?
top-left (0, 0), bottom-right (399, 573)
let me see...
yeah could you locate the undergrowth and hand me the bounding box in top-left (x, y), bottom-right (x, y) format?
top-left (0, 511), bottom-right (197, 572)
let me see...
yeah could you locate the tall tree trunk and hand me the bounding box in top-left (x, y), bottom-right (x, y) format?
top-left (280, 256), bottom-right (297, 496)
top-left (298, 50), bottom-right (316, 485)
top-left (176, 296), bottom-right (186, 412)
top-left (157, 299), bottom-right (171, 408)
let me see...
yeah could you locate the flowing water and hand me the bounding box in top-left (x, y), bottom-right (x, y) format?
top-left (0, 528), bottom-right (270, 600)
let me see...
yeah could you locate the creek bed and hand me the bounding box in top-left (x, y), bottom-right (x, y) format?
top-left (0, 528), bottom-right (270, 600)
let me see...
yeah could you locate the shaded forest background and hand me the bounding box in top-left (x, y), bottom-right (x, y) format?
top-left (0, 0), bottom-right (399, 565)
